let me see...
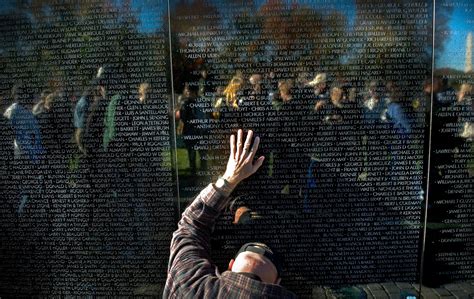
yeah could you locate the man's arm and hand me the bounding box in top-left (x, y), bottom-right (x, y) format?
top-left (164, 129), bottom-right (264, 298)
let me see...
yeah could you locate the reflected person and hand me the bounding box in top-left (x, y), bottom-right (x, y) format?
top-left (164, 129), bottom-right (297, 298)
top-left (179, 85), bottom-right (204, 175)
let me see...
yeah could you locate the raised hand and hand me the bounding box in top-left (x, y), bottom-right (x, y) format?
top-left (222, 129), bottom-right (265, 189)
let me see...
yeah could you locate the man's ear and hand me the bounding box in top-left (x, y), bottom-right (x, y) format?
top-left (275, 277), bottom-right (281, 285)
top-left (228, 259), bottom-right (234, 271)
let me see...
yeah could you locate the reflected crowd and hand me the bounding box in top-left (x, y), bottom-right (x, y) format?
top-left (0, 66), bottom-right (174, 295)
top-left (1, 66), bottom-right (165, 215)
top-left (0, 0), bottom-right (472, 296)
top-left (175, 68), bottom-right (472, 210)
top-left (0, 64), bottom-right (472, 294)
top-left (0, 65), bottom-right (472, 222)
top-left (173, 68), bottom-right (473, 289)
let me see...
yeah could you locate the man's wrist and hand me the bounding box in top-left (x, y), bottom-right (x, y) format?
top-left (215, 176), bottom-right (237, 196)
top-left (221, 172), bottom-right (240, 189)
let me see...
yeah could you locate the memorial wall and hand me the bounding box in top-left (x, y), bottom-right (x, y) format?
top-left (0, 0), bottom-right (472, 297)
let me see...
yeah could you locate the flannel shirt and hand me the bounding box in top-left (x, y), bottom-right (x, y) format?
top-left (163, 183), bottom-right (297, 299)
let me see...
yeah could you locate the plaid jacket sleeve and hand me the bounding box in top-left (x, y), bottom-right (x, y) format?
top-left (163, 183), bottom-right (230, 298)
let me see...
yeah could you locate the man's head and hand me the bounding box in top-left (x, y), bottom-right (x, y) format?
top-left (278, 79), bottom-right (292, 96)
top-left (308, 73), bottom-right (327, 94)
top-left (228, 242), bottom-right (281, 284)
top-left (330, 86), bottom-right (344, 106)
top-left (249, 74), bottom-right (262, 86)
top-left (458, 83), bottom-right (473, 102)
top-left (138, 82), bottom-right (151, 103)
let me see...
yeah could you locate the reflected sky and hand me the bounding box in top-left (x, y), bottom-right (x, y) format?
top-left (121, 0), bottom-right (472, 71)
top-left (437, 1), bottom-right (473, 70)
top-left (0, 0), bottom-right (14, 13)
top-left (131, 0), bottom-right (165, 33)
top-left (0, 0), bottom-right (470, 70)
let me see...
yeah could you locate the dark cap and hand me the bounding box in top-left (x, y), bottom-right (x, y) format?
top-left (236, 242), bottom-right (282, 277)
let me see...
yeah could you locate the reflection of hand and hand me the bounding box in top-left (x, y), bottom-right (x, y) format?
top-left (314, 100), bottom-right (326, 111)
top-left (96, 66), bottom-right (104, 78)
top-left (460, 122), bottom-right (473, 139)
top-left (222, 129), bottom-right (265, 190)
top-left (357, 172), bottom-right (368, 182)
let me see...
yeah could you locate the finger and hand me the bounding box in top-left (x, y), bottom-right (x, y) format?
top-left (251, 156), bottom-right (265, 174)
top-left (247, 136), bottom-right (260, 162)
top-left (235, 129), bottom-right (243, 160)
top-left (229, 134), bottom-right (235, 159)
top-left (242, 130), bottom-right (253, 160)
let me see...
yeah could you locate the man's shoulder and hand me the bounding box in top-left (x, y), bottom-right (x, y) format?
top-left (219, 271), bottom-right (298, 298)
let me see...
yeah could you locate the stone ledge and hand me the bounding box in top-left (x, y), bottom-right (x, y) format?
top-left (312, 280), bottom-right (474, 299)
